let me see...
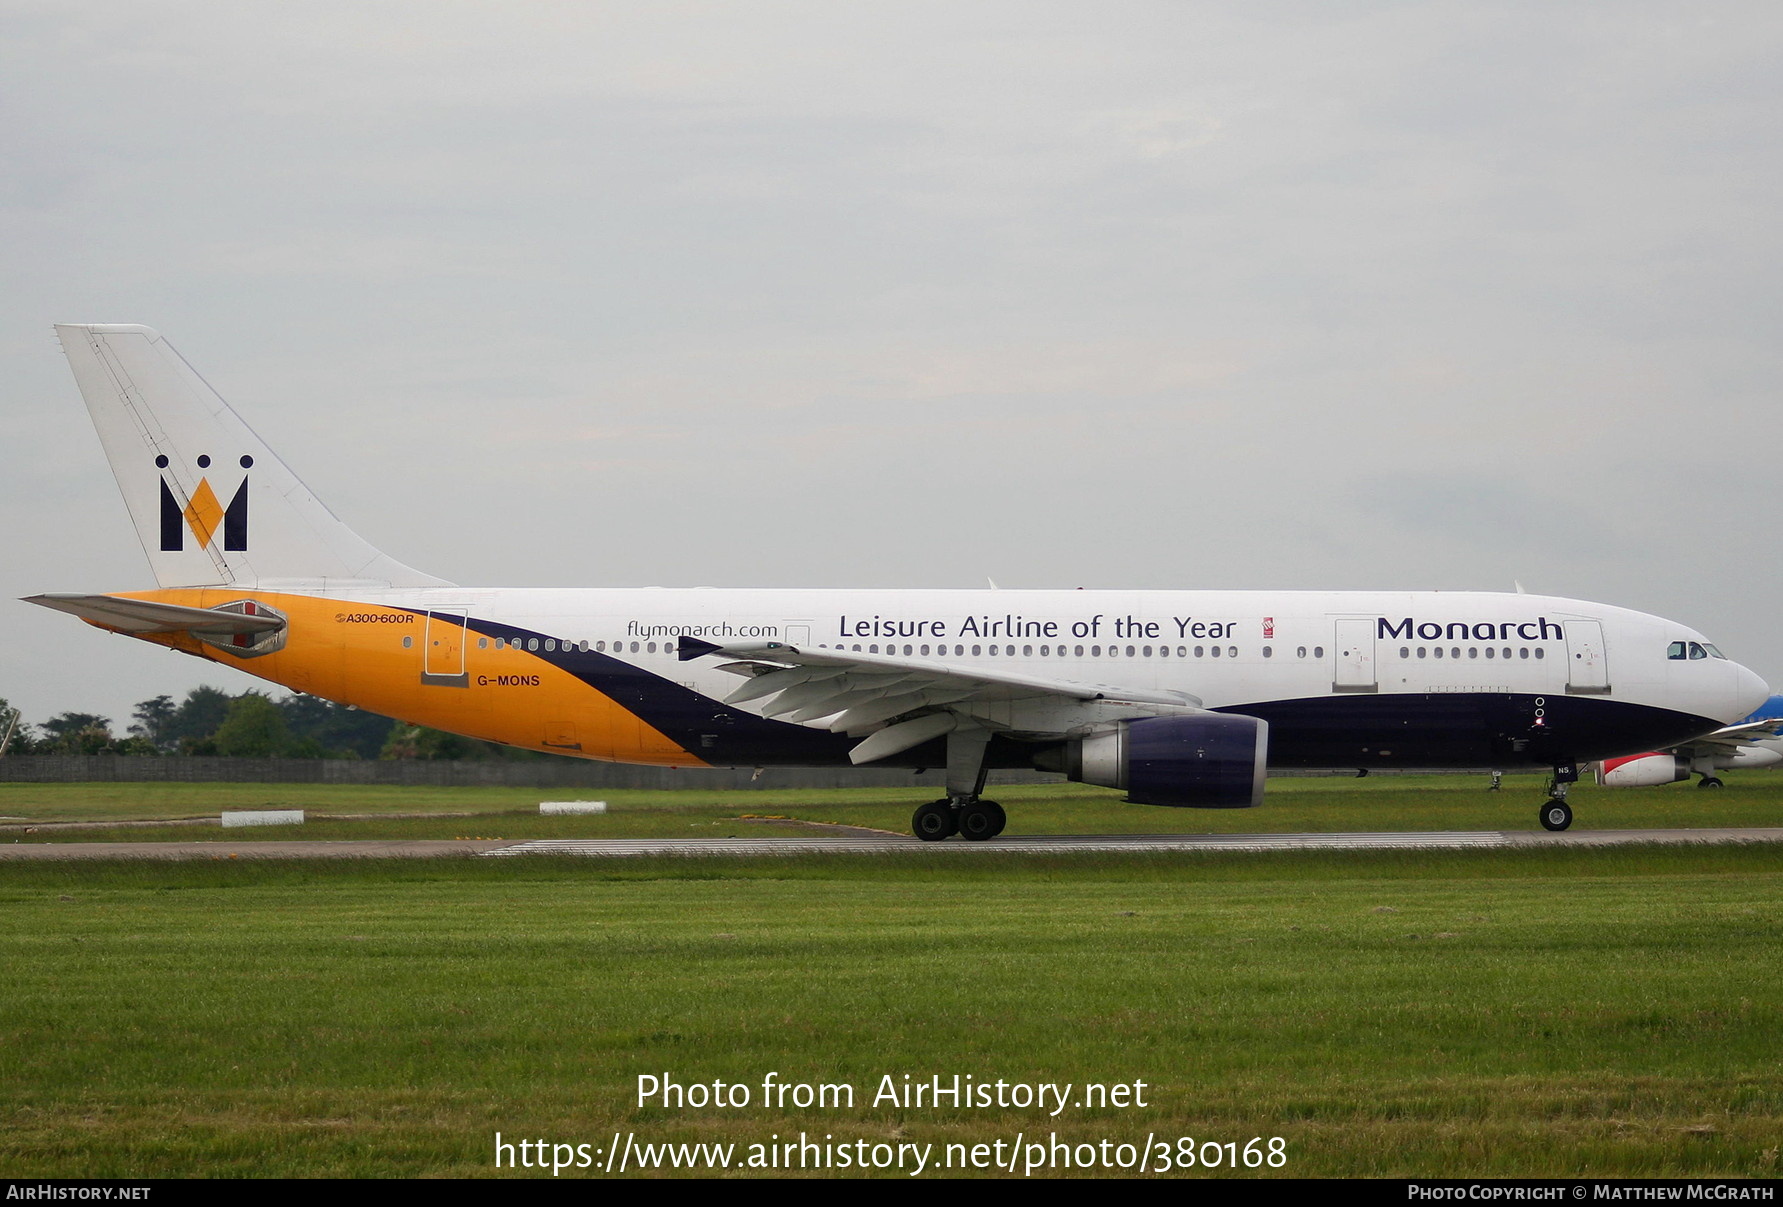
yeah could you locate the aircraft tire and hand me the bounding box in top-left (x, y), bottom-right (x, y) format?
top-left (959, 800), bottom-right (1006, 841)
top-left (1539, 799), bottom-right (1573, 832)
top-left (913, 800), bottom-right (957, 841)
top-left (1698, 777), bottom-right (1724, 789)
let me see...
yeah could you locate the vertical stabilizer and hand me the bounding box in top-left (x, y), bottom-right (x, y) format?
top-left (55, 324), bottom-right (450, 590)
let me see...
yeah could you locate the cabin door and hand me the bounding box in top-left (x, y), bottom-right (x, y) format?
top-left (1564, 620), bottom-right (1610, 694)
top-left (1332, 618), bottom-right (1378, 693)
top-left (422, 609), bottom-right (470, 687)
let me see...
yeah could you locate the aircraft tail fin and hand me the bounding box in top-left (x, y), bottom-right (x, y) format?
top-left (54, 324), bottom-right (450, 590)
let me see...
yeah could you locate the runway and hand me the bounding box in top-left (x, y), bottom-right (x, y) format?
top-left (3, 828), bottom-right (1783, 860)
top-left (481, 827), bottom-right (1783, 857)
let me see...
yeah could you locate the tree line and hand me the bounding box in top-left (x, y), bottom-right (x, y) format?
top-left (0, 689), bottom-right (540, 761)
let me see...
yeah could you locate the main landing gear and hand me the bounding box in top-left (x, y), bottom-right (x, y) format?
top-left (1697, 776), bottom-right (1725, 789)
top-left (910, 726), bottom-right (1007, 841)
top-left (1538, 763), bottom-right (1578, 832)
top-left (912, 798), bottom-right (1007, 842)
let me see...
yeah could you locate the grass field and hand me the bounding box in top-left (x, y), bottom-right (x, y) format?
top-left (1, 779), bottom-right (1780, 1179)
top-left (4, 772), bottom-right (1782, 842)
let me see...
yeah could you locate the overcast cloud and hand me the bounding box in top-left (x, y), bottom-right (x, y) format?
top-left (4, 2), bottom-right (1780, 727)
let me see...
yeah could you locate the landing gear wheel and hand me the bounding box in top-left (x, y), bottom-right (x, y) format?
top-left (1698, 777), bottom-right (1724, 789)
top-left (1539, 799), bottom-right (1574, 832)
top-left (912, 800), bottom-right (957, 841)
top-left (958, 800), bottom-right (1006, 841)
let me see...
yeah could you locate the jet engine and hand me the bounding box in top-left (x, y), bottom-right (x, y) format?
top-left (1057, 713), bottom-right (1268, 807)
top-left (1595, 754), bottom-right (1690, 787)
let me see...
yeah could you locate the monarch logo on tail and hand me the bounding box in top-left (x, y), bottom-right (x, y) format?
top-left (158, 453), bottom-right (252, 551)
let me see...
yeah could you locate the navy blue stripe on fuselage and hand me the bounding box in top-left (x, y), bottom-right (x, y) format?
top-left (1224, 692), bottom-right (1723, 769)
top-left (460, 617), bottom-right (859, 766)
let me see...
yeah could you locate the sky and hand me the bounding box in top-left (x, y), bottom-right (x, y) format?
top-left (3, 1), bottom-right (1781, 731)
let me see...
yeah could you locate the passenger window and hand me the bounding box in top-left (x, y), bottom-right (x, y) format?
top-left (1228, 646), bottom-right (1237, 658)
top-left (1211, 646), bottom-right (1222, 658)
top-left (1024, 645), bottom-right (1033, 657)
top-left (647, 642), bottom-right (656, 654)
top-left (1399, 647), bottom-right (1409, 659)
top-left (1195, 646), bottom-right (1204, 657)
top-left (1485, 647), bottom-right (1495, 659)
top-left (1434, 648), bottom-right (1444, 659)
top-left (1126, 645), bottom-right (1136, 657)
top-left (1416, 647), bottom-right (1426, 659)
top-left (1313, 646), bottom-right (1324, 658)
top-left (1519, 648), bottom-right (1528, 659)
top-left (1075, 645), bottom-right (1085, 657)
top-left (402, 636), bottom-right (412, 649)
top-left (1468, 648), bottom-right (1477, 659)
top-left (1263, 646), bottom-right (1273, 658)
top-left (1534, 648), bottom-right (1545, 659)
top-left (594, 640), bottom-right (604, 652)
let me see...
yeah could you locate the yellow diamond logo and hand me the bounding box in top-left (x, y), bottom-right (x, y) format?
top-left (183, 478), bottom-right (224, 548)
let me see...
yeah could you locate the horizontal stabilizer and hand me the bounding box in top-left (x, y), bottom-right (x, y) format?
top-left (23, 593), bottom-right (285, 636)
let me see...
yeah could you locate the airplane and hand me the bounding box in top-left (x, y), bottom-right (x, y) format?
top-left (25, 324), bottom-right (1771, 840)
top-left (1594, 693), bottom-right (1783, 789)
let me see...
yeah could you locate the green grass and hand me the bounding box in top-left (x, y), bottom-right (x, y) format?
top-left (2, 844), bottom-right (1781, 1177)
top-left (4, 773), bottom-right (1782, 843)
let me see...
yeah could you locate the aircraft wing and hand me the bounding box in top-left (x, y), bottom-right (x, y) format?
top-left (23, 593), bottom-right (285, 637)
top-left (678, 637), bottom-right (1208, 764)
top-left (1665, 715), bottom-right (1783, 758)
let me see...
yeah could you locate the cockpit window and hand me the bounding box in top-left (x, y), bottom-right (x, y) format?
top-left (1704, 643), bottom-right (1726, 659)
top-left (1689, 642), bottom-right (1707, 660)
top-left (1667, 642), bottom-right (1687, 660)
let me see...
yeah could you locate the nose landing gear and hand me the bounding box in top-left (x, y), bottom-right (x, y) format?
top-left (1538, 763), bottom-right (1578, 832)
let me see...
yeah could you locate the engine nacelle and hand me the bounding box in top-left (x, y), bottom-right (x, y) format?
top-left (1726, 744), bottom-right (1783, 769)
top-left (1064, 713), bottom-right (1268, 808)
top-left (1596, 753), bottom-right (1690, 787)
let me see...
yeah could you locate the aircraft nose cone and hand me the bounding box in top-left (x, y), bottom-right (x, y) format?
top-left (1732, 662), bottom-right (1771, 719)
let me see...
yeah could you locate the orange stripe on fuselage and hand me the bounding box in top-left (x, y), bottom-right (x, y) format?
top-left (108, 589), bottom-right (705, 767)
